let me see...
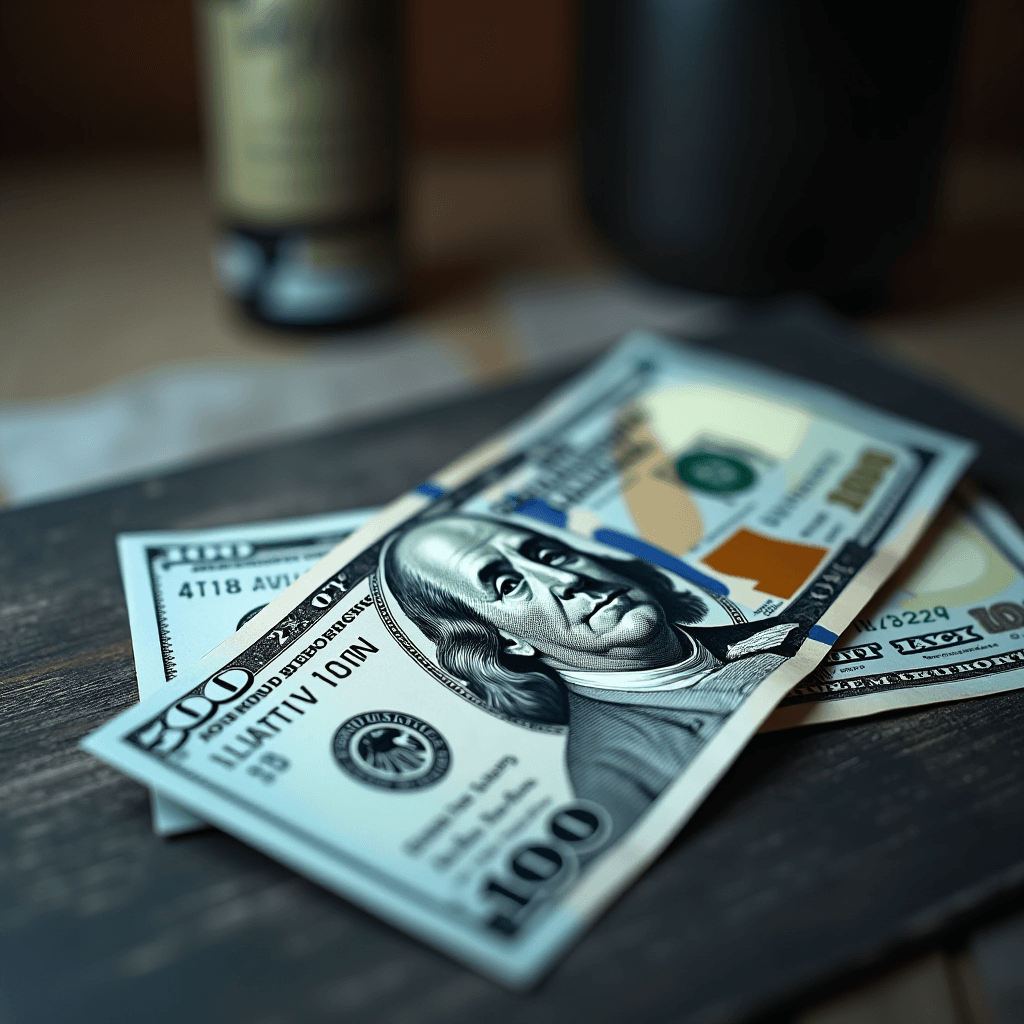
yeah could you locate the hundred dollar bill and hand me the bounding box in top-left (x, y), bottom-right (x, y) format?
top-left (84, 332), bottom-right (975, 986)
top-left (764, 486), bottom-right (1024, 729)
top-left (117, 509), bottom-right (374, 835)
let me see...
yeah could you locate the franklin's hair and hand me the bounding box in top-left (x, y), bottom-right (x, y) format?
top-left (384, 516), bottom-right (707, 725)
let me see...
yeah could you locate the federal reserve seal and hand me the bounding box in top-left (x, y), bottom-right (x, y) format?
top-left (332, 711), bottom-right (451, 790)
top-left (675, 451), bottom-right (755, 494)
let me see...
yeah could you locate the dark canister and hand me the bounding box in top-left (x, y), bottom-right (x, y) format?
top-left (577, 1), bottom-right (966, 310)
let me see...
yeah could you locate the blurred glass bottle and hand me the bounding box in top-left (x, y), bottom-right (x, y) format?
top-left (198, 0), bottom-right (402, 330)
top-left (578, 1), bottom-right (965, 312)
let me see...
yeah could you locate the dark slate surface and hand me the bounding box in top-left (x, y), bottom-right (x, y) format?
top-left (972, 904), bottom-right (1024, 1024)
top-left (2, 301), bottom-right (1023, 1024)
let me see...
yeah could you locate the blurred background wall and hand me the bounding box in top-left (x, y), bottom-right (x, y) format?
top-left (0, 0), bottom-right (577, 153)
top-left (1, 0), bottom-right (1022, 417)
top-left (950, 0), bottom-right (1024, 149)
top-left (4, 0), bottom-right (1020, 325)
top-left (0, 0), bottom-right (1021, 156)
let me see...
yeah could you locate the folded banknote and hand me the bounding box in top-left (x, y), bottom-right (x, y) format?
top-left (764, 485), bottom-right (1024, 729)
top-left (116, 509), bottom-right (375, 835)
top-left (87, 332), bottom-right (975, 986)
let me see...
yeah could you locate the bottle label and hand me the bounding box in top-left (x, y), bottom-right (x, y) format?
top-left (201, 0), bottom-right (397, 226)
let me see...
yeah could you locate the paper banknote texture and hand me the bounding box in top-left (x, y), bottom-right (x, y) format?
top-left (85, 333), bottom-right (975, 986)
top-left (117, 509), bottom-right (374, 834)
top-left (765, 487), bottom-right (1024, 729)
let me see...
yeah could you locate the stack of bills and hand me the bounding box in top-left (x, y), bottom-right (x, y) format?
top-left (85, 332), bottom-right (1024, 987)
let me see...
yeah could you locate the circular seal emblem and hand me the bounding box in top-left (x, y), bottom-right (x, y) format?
top-left (332, 711), bottom-right (451, 790)
top-left (676, 452), bottom-right (755, 494)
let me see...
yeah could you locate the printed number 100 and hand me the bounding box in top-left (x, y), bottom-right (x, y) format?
top-left (482, 804), bottom-right (607, 936)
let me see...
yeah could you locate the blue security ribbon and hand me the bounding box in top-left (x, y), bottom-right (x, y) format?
top-left (415, 482), bottom-right (446, 500)
top-left (509, 496), bottom-right (729, 597)
top-left (808, 625), bottom-right (838, 645)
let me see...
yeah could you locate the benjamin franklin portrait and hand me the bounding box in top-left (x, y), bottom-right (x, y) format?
top-left (384, 513), bottom-right (798, 844)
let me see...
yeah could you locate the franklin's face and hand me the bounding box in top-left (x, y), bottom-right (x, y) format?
top-left (393, 516), bottom-right (682, 671)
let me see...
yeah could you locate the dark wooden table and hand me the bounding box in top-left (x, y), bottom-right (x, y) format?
top-left (2, 304), bottom-right (1023, 1024)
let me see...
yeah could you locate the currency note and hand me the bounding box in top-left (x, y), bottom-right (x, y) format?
top-left (117, 509), bottom-right (374, 835)
top-left (764, 486), bottom-right (1024, 729)
top-left (84, 332), bottom-right (975, 986)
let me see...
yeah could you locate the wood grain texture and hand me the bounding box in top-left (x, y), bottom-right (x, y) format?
top-left (2, 303), bottom-right (1023, 1024)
